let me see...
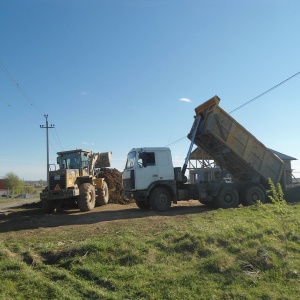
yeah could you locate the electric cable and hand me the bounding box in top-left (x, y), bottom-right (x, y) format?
top-left (229, 71), bottom-right (300, 114)
top-left (0, 96), bottom-right (41, 126)
top-left (0, 62), bottom-right (65, 151)
top-left (52, 128), bottom-right (64, 151)
top-left (0, 61), bottom-right (44, 116)
top-left (166, 71), bottom-right (300, 147)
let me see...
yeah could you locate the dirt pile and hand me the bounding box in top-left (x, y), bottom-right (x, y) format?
top-left (99, 168), bottom-right (134, 204)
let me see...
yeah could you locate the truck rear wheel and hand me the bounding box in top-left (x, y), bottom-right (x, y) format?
top-left (199, 200), bottom-right (214, 207)
top-left (96, 181), bottom-right (109, 206)
top-left (242, 185), bottom-right (266, 206)
top-left (150, 187), bottom-right (171, 212)
top-left (215, 187), bottom-right (239, 209)
top-left (78, 183), bottom-right (96, 212)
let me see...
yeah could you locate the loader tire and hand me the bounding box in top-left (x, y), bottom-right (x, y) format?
top-left (150, 187), bottom-right (171, 212)
top-left (78, 183), bottom-right (96, 212)
top-left (215, 187), bottom-right (239, 209)
top-left (96, 181), bottom-right (109, 206)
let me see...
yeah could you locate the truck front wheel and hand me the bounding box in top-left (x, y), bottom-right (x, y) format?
top-left (136, 200), bottom-right (151, 210)
top-left (78, 183), bottom-right (96, 211)
top-left (150, 187), bottom-right (171, 212)
top-left (242, 185), bottom-right (266, 206)
top-left (215, 187), bottom-right (239, 209)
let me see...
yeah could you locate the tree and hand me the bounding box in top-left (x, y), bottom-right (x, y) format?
top-left (3, 172), bottom-right (24, 196)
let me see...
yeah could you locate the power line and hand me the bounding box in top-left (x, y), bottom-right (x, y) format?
top-left (0, 62), bottom-right (65, 151)
top-left (1, 95), bottom-right (63, 151)
top-left (166, 136), bottom-right (186, 146)
top-left (0, 96), bottom-right (41, 126)
top-left (229, 71), bottom-right (300, 114)
top-left (52, 128), bottom-right (64, 151)
top-left (166, 71), bottom-right (300, 147)
top-left (0, 61), bottom-right (44, 116)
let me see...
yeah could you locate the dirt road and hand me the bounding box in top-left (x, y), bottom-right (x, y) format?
top-left (0, 198), bottom-right (209, 235)
top-left (0, 198), bottom-right (40, 212)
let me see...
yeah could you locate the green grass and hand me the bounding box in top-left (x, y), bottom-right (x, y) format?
top-left (1, 203), bottom-right (300, 299)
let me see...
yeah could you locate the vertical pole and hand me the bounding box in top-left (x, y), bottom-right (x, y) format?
top-left (45, 116), bottom-right (49, 186)
top-left (40, 115), bottom-right (55, 187)
top-left (182, 115), bottom-right (202, 176)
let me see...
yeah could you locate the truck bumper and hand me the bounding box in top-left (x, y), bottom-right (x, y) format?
top-left (40, 189), bottom-right (79, 201)
top-left (124, 190), bottom-right (148, 201)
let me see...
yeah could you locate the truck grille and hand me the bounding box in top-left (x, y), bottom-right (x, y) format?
top-left (123, 170), bottom-right (135, 190)
top-left (49, 172), bottom-right (66, 190)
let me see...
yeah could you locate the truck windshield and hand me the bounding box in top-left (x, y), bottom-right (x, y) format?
top-left (125, 151), bottom-right (136, 169)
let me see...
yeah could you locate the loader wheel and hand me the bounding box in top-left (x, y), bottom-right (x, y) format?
top-left (215, 187), bottom-right (239, 209)
top-left (241, 184), bottom-right (266, 206)
top-left (42, 200), bottom-right (55, 213)
top-left (136, 200), bottom-right (151, 210)
top-left (150, 187), bottom-right (171, 212)
top-left (78, 183), bottom-right (96, 212)
top-left (96, 181), bottom-right (109, 206)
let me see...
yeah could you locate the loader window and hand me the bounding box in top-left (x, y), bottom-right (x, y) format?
top-left (58, 152), bottom-right (81, 169)
top-left (81, 153), bottom-right (89, 168)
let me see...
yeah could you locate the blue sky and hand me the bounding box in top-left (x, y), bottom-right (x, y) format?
top-left (0, 0), bottom-right (299, 180)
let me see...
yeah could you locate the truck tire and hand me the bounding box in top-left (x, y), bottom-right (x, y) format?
top-left (42, 200), bottom-right (55, 213)
top-left (241, 185), bottom-right (266, 206)
top-left (78, 183), bottom-right (96, 212)
top-left (215, 187), bottom-right (239, 209)
top-left (96, 181), bottom-right (109, 206)
top-left (136, 200), bottom-right (151, 210)
top-left (150, 187), bottom-right (171, 212)
top-left (199, 200), bottom-right (214, 207)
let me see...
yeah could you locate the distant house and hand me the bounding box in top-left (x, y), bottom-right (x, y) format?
top-left (269, 149), bottom-right (297, 185)
top-left (0, 179), bottom-right (8, 195)
top-left (189, 147), bottom-right (297, 185)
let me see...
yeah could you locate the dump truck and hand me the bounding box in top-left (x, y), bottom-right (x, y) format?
top-left (40, 149), bottom-right (112, 213)
top-left (122, 95), bottom-right (299, 211)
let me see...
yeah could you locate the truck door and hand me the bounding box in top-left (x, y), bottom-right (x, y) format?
top-left (156, 150), bottom-right (174, 180)
top-left (135, 151), bottom-right (159, 190)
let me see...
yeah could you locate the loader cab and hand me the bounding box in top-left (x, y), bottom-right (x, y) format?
top-left (57, 150), bottom-right (90, 173)
top-left (123, 147), bottom-right (174, 191)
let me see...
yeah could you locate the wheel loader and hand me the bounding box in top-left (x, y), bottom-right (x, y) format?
top-left (40, 149), bottom-right (112, 213)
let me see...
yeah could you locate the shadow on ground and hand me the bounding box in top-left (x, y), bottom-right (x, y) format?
top-left (0, 201), bottom-right (212, 233)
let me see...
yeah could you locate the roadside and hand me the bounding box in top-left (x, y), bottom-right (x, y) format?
top-left (0, 197), bottom-right (40, 213)
top-left (0, 198), bottom-right (207, 235)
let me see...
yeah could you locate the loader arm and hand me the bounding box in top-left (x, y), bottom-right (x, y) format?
top-left (88, 152), bottom-right (99, 175)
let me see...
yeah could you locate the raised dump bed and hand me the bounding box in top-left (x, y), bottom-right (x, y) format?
top-left (189, 96), bottom-right (285, 189)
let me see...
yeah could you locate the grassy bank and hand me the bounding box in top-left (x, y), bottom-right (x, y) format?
top-left (1, 202), bottom-right (300, 299)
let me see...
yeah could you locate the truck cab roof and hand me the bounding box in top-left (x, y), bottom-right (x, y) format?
top-left (129, 147), bottom-right (171, 152)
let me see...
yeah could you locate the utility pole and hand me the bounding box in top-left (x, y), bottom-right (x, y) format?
top-left (40, 115), bottom-right (55, 187)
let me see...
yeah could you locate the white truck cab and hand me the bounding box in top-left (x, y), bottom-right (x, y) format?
top-left (122, 147), bottom-right (181, 210)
